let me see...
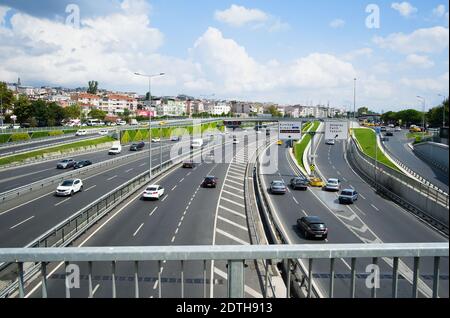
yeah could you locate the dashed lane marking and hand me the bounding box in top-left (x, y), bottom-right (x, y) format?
top-left (10, 216), bottom-right (35, 230)
top-left (133, 223), bottom-right (144, 237)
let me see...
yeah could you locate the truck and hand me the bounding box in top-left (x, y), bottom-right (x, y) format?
top-left (108, 142), bottom-right (122, 155)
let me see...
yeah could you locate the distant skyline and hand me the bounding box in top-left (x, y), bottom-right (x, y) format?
top-left (0, 0), bottom-right (448, 111)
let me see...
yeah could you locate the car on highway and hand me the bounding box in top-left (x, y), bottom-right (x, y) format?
top-left (325, 139), bottom-right (336, 145)
top-left (98, 129), bottom-right (108, 136)
top-left (395, 126), bottom-right (402, 132)
top-left (142, 185), bottom-right (165, 200)
top-left (182, 160), bottom-right (195, 168)
top-left (297, 216), bottom-right (328, 240)
top-left (57, 159), bottom-right (76, 169)
top-left (55, 179), bottom-right (83, 197)
top-left (290, 177), bottom-right (309, 190)
top-left (385, 131), bottom-right (394, 137)
top-left (338, 189), bottom-right (359, 204)
top-left (191, 139), bottom-right (204, 149)
top-left (117, 120), bottom-right (127, 126)
top-left (266, 130), bottom-right (271, 136)
top-left (152, 137), bottom-right (161, 143)
top-left (202, 176), bottom-right (218, 188)
top-left (324, 178), bottom-right (340, 191)
top-left (309, 177), bottom-right (325, 187)
top-left (130, 141), bottom-right (145, 151)
top-left (108, 143), bottom-right (122, 155)
top-left (73, 160), bottom-right (92, 169)
top-left (269, 180), bottom-right (287, 194)
top-left (170, 136), bottom-right (180, 141)
top-left (76, 129), bottom-right (88, 136)
top-left (233, 137), bottom-right (240, 144)
top-left (277, 140), bottom-right (283, 145)
top-left (380, 126), bottom-right (387, 132)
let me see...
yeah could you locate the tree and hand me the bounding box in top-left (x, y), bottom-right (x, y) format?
top-left (31, 100), bottom-right (49, 126)
top-left (13, 95), bottom-right (33, 123)
top-left (64, 104), bottom-right (82, 119)
top-left (357, 107), bottom-right (369, 116)
top-left (88, 108), bottom-right (107, 121)
top-left (381, 111), bottom-right (397, 123)
top-left (427, 98), bottom-right (449, 128)
top-left (0, 82), bottom-right (14, 115)
top-left (47, 102), bottom-right (66, 126)
top-left (87, 81), bottom-right (98, 94)
top-left (266, 105), bottom-right (282, 117)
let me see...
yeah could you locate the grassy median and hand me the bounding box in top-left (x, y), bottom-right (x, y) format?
top-left (294, 121), bottom-right (320, 170)
top-left (353, 128), bottom-right (399, 171)
top-left (0, 136), bottom-right (115, 166)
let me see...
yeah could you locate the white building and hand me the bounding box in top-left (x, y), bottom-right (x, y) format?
top-left (156, 99), bottom-right (187, 116)
top-left (209, 102), bottom-right (231, 116)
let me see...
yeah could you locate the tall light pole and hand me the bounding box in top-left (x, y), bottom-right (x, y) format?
top-left (353, 78), bottom-right (357, 128)
top-left (134, 72), bottom-right (165, 179)
top-left (438, 94), bottom-right (447, 127)
top-left (417, 96), bottom-right (426, 141)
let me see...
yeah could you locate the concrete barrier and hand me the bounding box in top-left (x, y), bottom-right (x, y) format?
top-left (413, 142), bottom-right (449, 173)
top-left (347, 138), bottom-right (448, 233)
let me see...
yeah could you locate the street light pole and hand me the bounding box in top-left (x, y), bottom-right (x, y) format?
top-left (417, 96), bottom-right (426, 141)
top-left (353, 78), bottom-right (357, 128)
top-left (438, 94), bottom-right (446, 127)
top-left (135, 72), bottom-right (165, 179)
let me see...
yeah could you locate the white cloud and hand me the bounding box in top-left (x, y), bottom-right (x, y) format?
top-left (342, 48), bottom-right (373, 61)
top-left (214, 4), bottom-right (289, 32)
top-left (0, 5), bottom-right (10, 25)
top-left (400, 72), bottom-right (449, 91)
top-left (330, 19), bottom-right (345, 28)
top-left (432, 4), bottom-right (447, 17)
top-left (373, 26), bottom-right (449, 54)
top-left (391, 2), bottom-right (418, 17)
top-left (405, 54), bottom-right (435, 69)
top-left (214, 4), bottom-right (268, 27)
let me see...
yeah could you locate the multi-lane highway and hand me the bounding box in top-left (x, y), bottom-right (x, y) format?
top-left (25, 131), bottom-right (266, 298)
top-left (260, 130), bottom-right (448, 298)
top-left (382, 130), bottom-right (449, 192)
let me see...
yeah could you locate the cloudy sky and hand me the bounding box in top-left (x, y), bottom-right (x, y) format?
top-left (0, 0), bottom-right (448, 111)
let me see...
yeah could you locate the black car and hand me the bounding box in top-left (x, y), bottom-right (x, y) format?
top-left (182, 160), bottom-right (195, 168)
top-left (202, 176), bottom-right (218, 188)
top-left (290, 177), bottom-right (309, 190)
top-left (385, 131), bottom-right (394, 137)
top-left (130, 142), bottom-right (145, 151)
top-left (73, 160), bottom-right (92, 169)
top-left (297, 216), bottom-right (328, 240)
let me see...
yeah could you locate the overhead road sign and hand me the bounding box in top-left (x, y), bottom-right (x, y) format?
top-left (279, 122), bottom-right (302, 140)
top-left (325, 121), bottom-right (349, 140)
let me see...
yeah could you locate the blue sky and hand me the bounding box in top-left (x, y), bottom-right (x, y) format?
top-left (0, 0), bottom-right (448, 111)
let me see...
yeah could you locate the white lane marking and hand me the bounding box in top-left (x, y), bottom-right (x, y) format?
top-left (217, 216), bottom-right (248, 231)
top-left (153, 280), bottom-right (158, 290)
top-left (342, 178), bottom-right (348, 182)
top-left (178, 221), bottom-right (182, 227)
top-left (171, 236), bottom-right (175, 243)
top-left (354, 205), bottom-right (366, 216)
top-left (371, 204), bottom-right (380, 212)
top-left (359, 193), bottom-right (366, 200)
top-left (125, 168), bottom-right (134, 173)
top-left (340, 259), bottom-right (352, 271)
top-left (293, 197), bottom-right (299, 205)
top-left (85, 185), bottom-right (97, 192)
top-left (186, 172), bottom-right (191, 176)
top-left (175, 228), bottom-right (179, 234)
top-left (225, 178), bottom-right (243, 186)
top-left (91, 284), bottom-right (100, 297)
top-left (133, 223), bottom-right (144, 237)
top-left (161, 195), bottom-right (168, 202)
top-left (216, 228), bottom-right (249, 245)
top-left (149, 207), bottom-right (158, 216)
top-left (107, 175), bottom-right (117, 181)
top-left (0, 167), bottom-right (56, 184)
top-left (337, 171), bottom-right (341, 176)
top-left (221, 197), bottom-right (245, 208)
top-left (0, 192), bottom-right (53, 216)
top-left (224, 184), bottom-right (244, 192)
top-left (222, 189), bottom-right (245, 200)
top-left (213, 267), bottom-right (262, 298)
top-left (54, 197), bottom-right (71, 207)
top-left (139, 163), bottom-right (146, 167)
top-left (171, 185), bottom-right (177, 191)
top-left (10, 216), bottom-right (35, 229)
top-left (302, 209), bottom-right (308, 216)
top-left (227, 174), bottom-right (243, 182)
top-left (179, 178), bottom-right (185, 183)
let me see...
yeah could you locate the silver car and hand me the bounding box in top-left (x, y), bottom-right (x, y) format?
top-left (269, 180), bottom-right (287, 194)
top-left (324, 178), bottom-right (340, 191)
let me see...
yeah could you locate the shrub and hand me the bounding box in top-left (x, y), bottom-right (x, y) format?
top-left (31, 131), bottom-right (49, 139)
top-left (0, 134), bottom-right (11, 143)
top-left (48, 130), bottom-right (64, 136)
top-left (10, 133), bottom-right (31, 142)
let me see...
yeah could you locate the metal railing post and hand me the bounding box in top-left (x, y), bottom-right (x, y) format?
top-left (308, 258), bottom-right (313, 298)
top-left (350, 258), bottom-right (356, 298)
top-left (41, 262), bottom-right (48, 298)
top-left (412, 257), bottom-right (420, 298)
top-left (88, 261), bottom-right (93, 298)
top-left (134, 261), bottom-right (139, 298)
top-left (18, 262), bottom-right (25, 298)
top-left (111, 261), bottom-right (116, 298)
top-left (203, 260), bottom-right (207, 298)
top-left (227, 260), bottom-right (244, 298)
top-left (329, 258), bottom-right (335, 298)
top-left (180, 260), bottom-right (184, 298)
top-left (392, 257), bottom-right (399, 298)
top-left (433, 256), bottom-right (440, 298)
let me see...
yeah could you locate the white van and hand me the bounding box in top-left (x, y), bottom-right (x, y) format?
top-left (108, 142), bottom-right (122, 155)
top-left (191, 139), bottom-right (204, 149)
top-left (76, 129), bottom-right (88, 136)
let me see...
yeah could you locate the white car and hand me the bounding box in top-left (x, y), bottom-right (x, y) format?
top-left (152, 138), bottom-right (161, 143)
top-left (170, 136), bottom-right (180, 141)
top-left (395, 126), bottom-right (402, 132)
top-left (326, 139), bottom-right (336, 145)
top-left (142, 185), bottom-right (165, 200)
top-left (98, 129), bottom-right (108, 136)
top-left (324, 178), bottom-right (340, 191)
top-left (55, 179), bottom-right (83, 197)
top-left (76, 130), bottom-right (88, 136)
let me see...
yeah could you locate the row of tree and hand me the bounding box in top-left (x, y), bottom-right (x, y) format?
top-left (380, 98), bottom-right (448, 128)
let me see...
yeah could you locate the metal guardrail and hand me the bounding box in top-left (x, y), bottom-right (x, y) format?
top-left (254, 141), bottom-right (320, 298)
top-left (348, 138), bottom-right (449, 234)
top-left (379, 138), bottom-right (448, 196)
top-left (0, 243), bottom-right (447, 298)
top-left (353, 136), bottom-right (449, 209)
top-left (0, 139), bottom-right (229, 298)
